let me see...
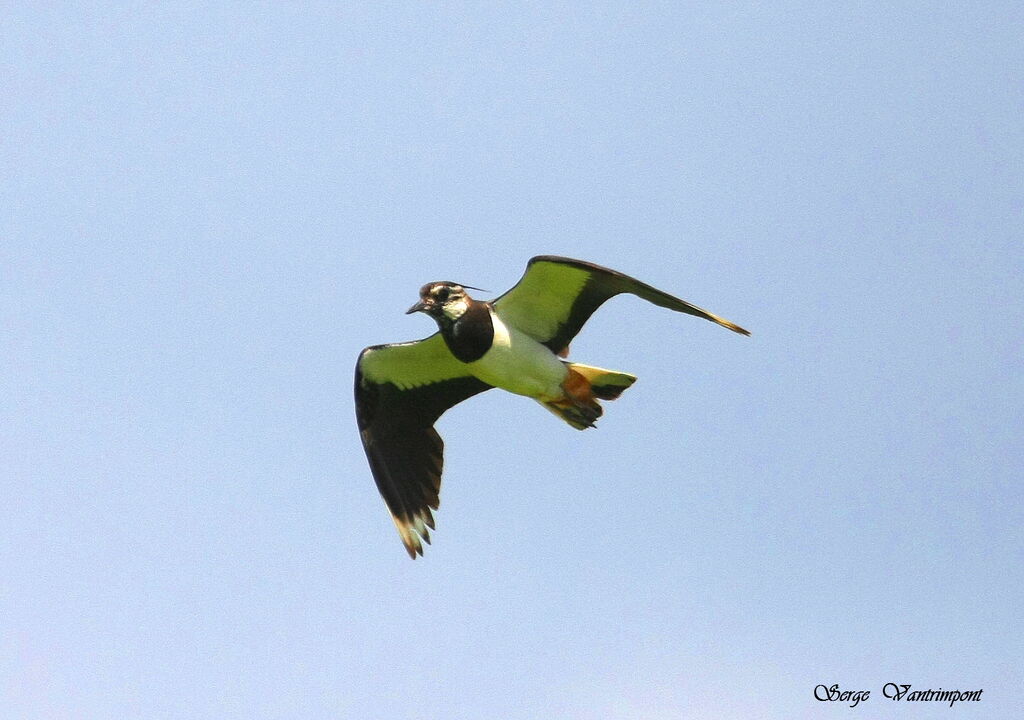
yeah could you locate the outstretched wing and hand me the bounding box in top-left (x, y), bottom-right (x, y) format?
top-left (355, 333), bottom-right (491, 558)
top-left (492, 255), bottom-right (749, 353)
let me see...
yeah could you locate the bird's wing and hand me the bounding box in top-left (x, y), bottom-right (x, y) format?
top-left (355, 333), bottom-right (491, 558)
top-left (492, 255), bottom-right (749, 353)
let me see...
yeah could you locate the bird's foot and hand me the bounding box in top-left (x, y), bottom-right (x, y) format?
top-left (542, 369), bottom-right (603, 429)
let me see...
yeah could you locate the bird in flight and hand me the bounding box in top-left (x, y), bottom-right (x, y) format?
top-left (355, 255), bottom-right (749, 557)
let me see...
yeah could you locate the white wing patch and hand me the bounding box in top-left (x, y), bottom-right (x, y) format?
top-left (359, 334), bottom-right (469, 390)
top-left (493, 261), bottom-right (589, 343)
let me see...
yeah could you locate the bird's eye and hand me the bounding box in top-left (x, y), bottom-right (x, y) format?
top-left (435, 287), bottom-right (450, 302)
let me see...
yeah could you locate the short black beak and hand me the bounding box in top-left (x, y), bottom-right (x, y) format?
top-left (406, 300), bottom-right (429, 315)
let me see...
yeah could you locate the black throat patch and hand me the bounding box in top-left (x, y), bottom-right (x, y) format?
top-left (440, 300), bottom-right (494, 363)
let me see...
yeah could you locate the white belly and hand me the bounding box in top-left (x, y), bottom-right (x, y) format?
top-left (467, 311), bottom-right (567, 399)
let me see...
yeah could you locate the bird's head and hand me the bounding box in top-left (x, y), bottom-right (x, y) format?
top-left (407, 281), bottom-right (481, 322)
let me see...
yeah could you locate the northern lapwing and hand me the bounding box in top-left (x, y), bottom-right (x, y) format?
top-left (355, 255), bottom-right (749, 557)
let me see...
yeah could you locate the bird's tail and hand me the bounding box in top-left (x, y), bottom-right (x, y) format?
top-left (567, 363), bottom-right (637, 400)
top-left (540, 363), bottom-right (638, 430)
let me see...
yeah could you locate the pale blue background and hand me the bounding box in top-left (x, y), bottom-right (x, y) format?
top-left (2, 3), bottom-right (1021, 719)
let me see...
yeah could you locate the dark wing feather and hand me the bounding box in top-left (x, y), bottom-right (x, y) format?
top-left (355, 334), bottom-right (491, 558)
top-left (492, 255), bottom-right (749, 353)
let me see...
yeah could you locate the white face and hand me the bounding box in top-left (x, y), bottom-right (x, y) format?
top-left (427, 283), bottom-right (468, 320)
top-left (441, 297), bottom-right (469, 320)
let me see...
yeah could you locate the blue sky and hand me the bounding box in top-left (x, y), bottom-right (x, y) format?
top-left (2, 2), bottom-right (1021, 718)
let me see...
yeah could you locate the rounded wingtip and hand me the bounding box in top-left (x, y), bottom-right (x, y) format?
top-left (393, 513), bottom-right (428, 559)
